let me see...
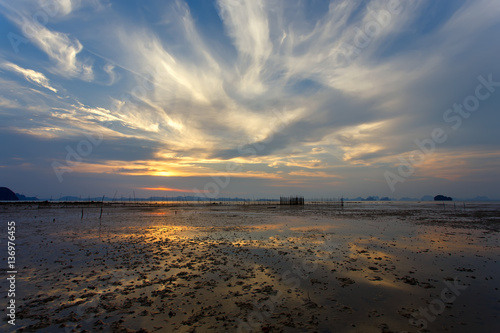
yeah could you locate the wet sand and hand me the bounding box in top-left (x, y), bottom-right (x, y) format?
top-left (1, 202), bottom-right (499, 332)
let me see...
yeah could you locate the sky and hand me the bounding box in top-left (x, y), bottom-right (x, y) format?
top-left (0, 0), bottom-right (500, 200)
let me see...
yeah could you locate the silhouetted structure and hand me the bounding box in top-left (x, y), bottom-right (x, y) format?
top-left (280, 195), bottom-right (304, 205)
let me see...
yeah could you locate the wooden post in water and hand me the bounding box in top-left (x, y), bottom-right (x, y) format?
top-left (99, 195), bottom-right (104, 219)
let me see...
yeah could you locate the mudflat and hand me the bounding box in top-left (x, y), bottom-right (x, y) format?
top-left (1, 202), bottom-right (499, 332)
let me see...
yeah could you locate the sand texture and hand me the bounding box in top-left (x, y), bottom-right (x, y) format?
top-left (1, 202), bottom-right (499, 332)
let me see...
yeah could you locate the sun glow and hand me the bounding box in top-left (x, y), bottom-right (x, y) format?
top-left (140, 187), bottom-right (201, 193)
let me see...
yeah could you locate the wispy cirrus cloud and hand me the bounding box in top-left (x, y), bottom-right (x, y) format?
top-left (103, 63), bottom-right (119, 85)
top-left (26, 20), bottom-right (93, 80)
top-left (0, 61), bottom-right (57, 92)
top-left (0, 0), bottom-right (95, 80)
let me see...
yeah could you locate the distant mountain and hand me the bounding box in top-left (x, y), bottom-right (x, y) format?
top-left (37, 195), bottom-right (276, 202)
top-left (16, 193), bottom-right (39, 201)
top-left (58, 196), bottom-right (82, 201)
top-left (346, 197), bottom-right (365, 201)
top-left (399, 197), bottom-right (419, 201)
top-left (434, 195), bottom-right (453, 201)
top-left (7, 191), bottom-right (497, 203)
top-left (468, 196), bottom-right (491, 202)
top-left (0, 187), bottom-right (19, 201)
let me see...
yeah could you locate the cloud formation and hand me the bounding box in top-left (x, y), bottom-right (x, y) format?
top-left (0, 61), bottom-right (57, 92)
top-left (0, 0), bottom-right (499, 198)
top-left (0, 0), bottom-right (96, 80)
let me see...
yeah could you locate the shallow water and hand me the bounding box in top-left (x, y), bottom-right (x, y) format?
top-left (1, 202), bottom-right (499, 332)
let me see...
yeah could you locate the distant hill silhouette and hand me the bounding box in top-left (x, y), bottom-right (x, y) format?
top-left (0, 187), bottom-right (19, 201)
top-left (16, 193), bottom-right (39, 201)
top-left (434, 195), bottom-right (452, 201)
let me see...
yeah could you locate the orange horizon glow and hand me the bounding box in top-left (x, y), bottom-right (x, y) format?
top-left (139, 187), bottom-right (203, 193)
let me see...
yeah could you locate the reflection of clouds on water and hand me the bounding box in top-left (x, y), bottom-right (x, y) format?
top-left (3, 203), bottom-right (500, 332)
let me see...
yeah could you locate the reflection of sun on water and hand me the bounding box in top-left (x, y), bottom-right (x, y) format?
top-left (145, 211), bottom-right (173, 216)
